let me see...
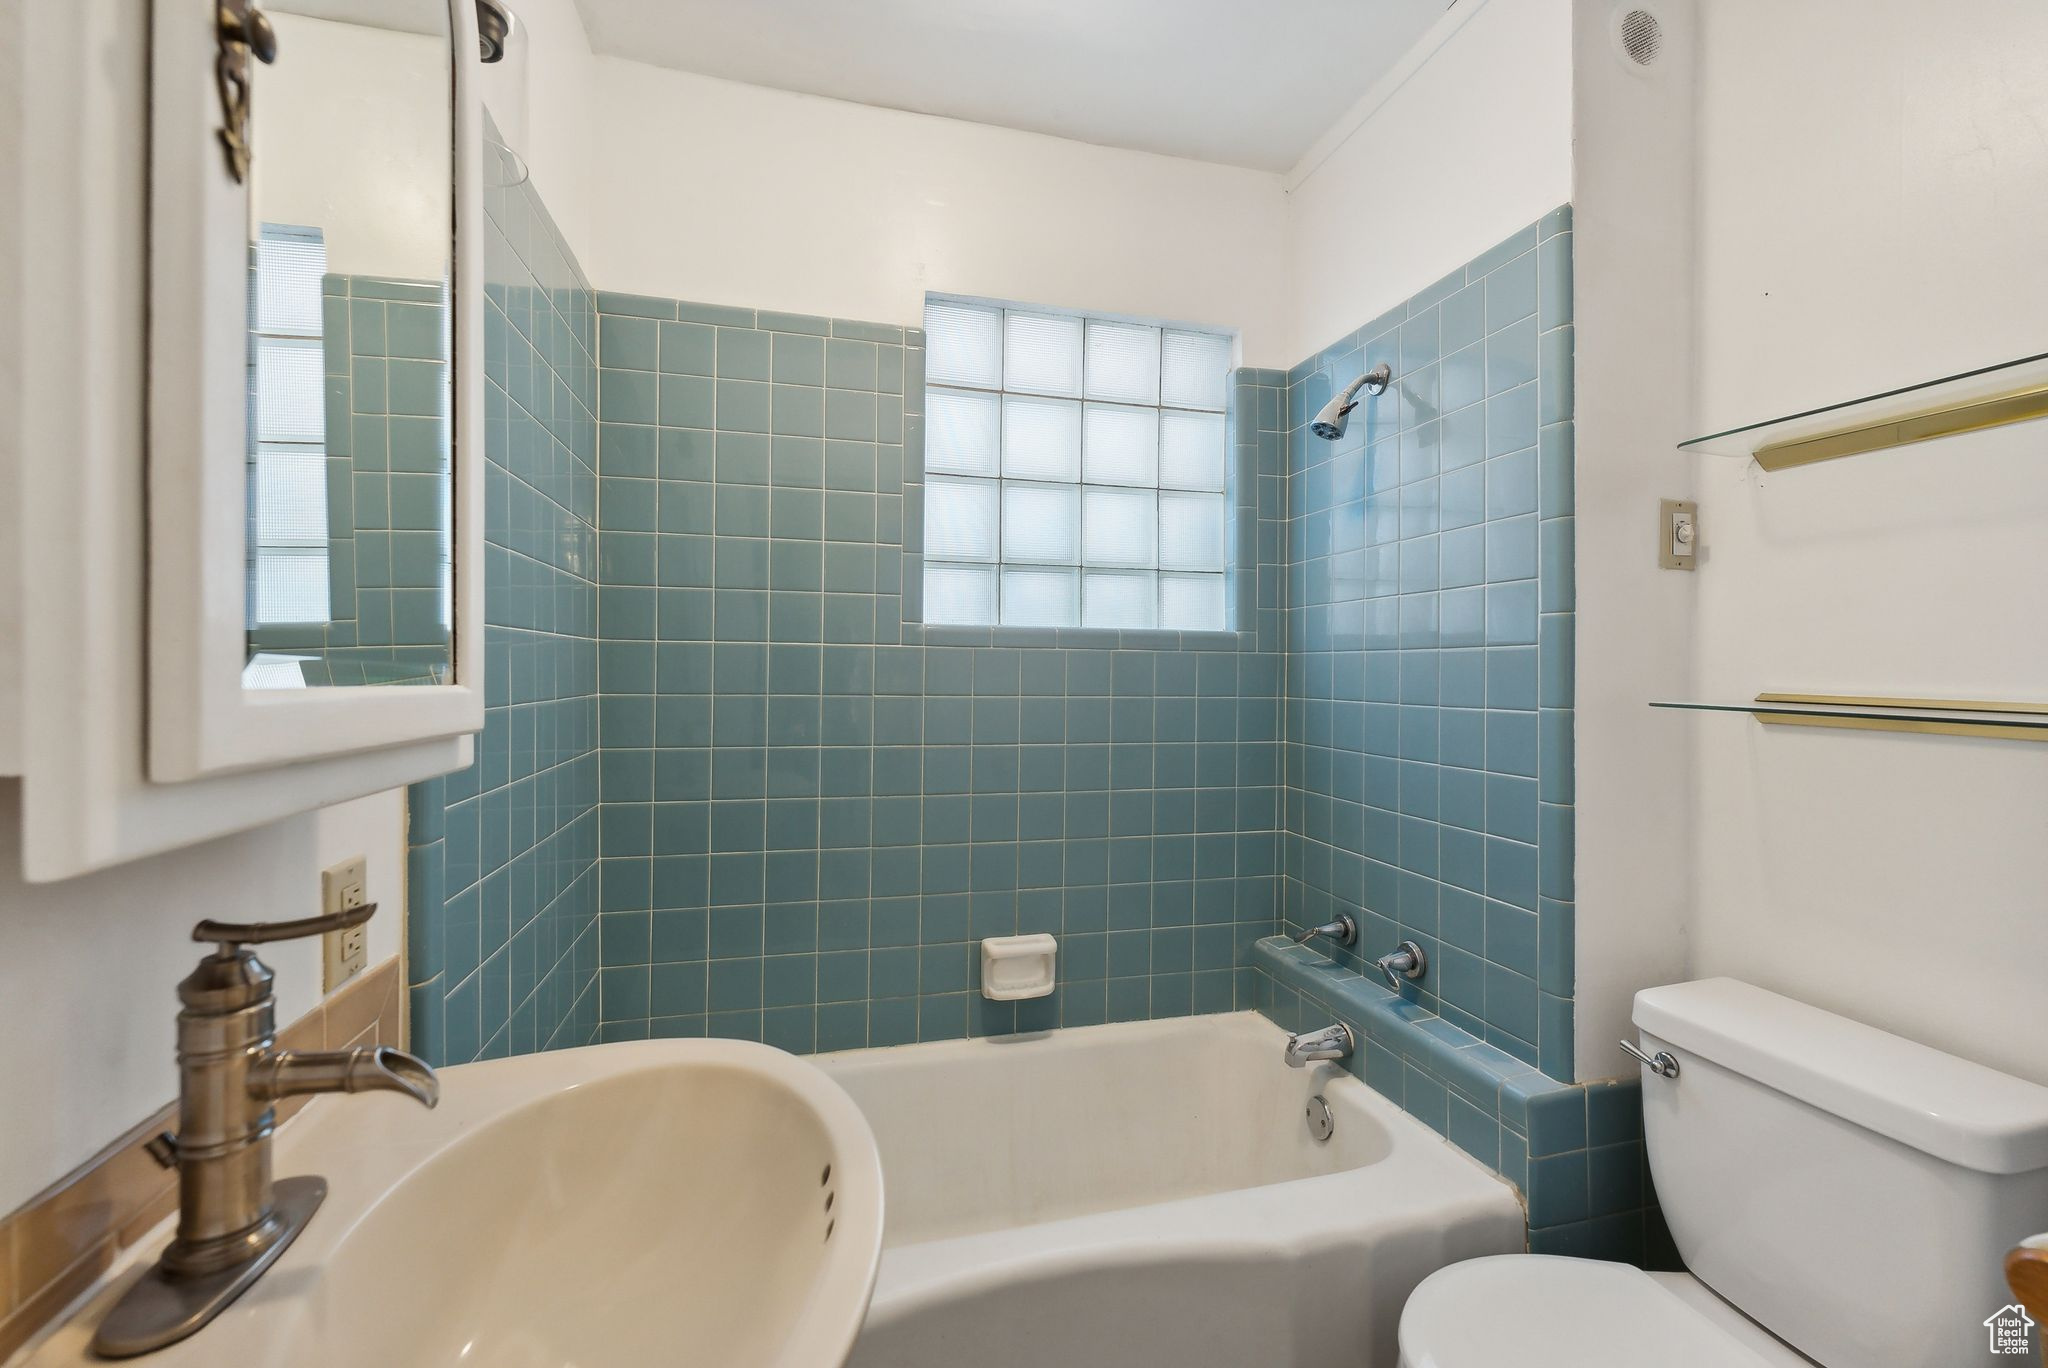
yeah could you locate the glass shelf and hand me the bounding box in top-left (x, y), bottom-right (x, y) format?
top-left (1680, 350), bottom-right (2048, 468)
top-left (1650, 695), bottom-right (2048, 741)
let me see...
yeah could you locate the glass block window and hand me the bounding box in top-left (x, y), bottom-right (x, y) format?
top-left (249, 223), bottom-right (330, 626)
top-left (922, 296), bottom-right (1235, 632)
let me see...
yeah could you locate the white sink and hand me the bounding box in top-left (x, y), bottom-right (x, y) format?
top-left (26, 1040), bottom-right (884, 1368)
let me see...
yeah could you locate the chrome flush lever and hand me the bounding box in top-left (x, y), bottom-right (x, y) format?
top-left (1621, 1039), bottom-right (1680, 1079)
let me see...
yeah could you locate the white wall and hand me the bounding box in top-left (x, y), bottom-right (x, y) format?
top-left (1567, 0), bottom-right (1698, 1080)
top-left (0, 784), bottom-right (406, 1214)
top-left (496, 0), bottom-right (1572, 372)
top-left (0, 0), bottom-right (412, 1217)
top-left (1686, 0), bottom-right (2048, 1085)
top-left (0, 0), bottom-right (18, 779)
top-left (1285, 0), bottom-right (1575, 363)
top-left (474, 0), bottom-right (597, 266)
top-left (260, 14), bottom-right (450, 278)
top-left (497, 0), bottom-right (1581, 376)
top-left (582, 61), bottom-right (1295, 365)
top-left (481, 1), bottom-right (1291, 360)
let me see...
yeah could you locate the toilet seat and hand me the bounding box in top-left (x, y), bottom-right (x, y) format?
top-left (1397, 1255), bottom-right (1812, 1368)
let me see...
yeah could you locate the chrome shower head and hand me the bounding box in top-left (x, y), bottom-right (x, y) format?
top-left (1310, 364), bottom-right (1392, 441)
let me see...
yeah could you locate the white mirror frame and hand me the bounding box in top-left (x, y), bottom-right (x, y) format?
top-left (146, 0), bottom-right (485, 781)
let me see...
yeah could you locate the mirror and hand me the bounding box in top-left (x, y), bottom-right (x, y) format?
top-left (241, 0), bottom-right (456, 688)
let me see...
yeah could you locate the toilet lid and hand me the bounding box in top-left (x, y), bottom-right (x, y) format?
top-left (1398, 1256), bottom-right (1811, 1368)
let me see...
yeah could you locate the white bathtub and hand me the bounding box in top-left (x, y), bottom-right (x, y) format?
top-left (817, 1011), bottom-right (1524, 1368)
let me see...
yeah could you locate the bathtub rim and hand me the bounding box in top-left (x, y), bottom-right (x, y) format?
top-left (815, 1010), bottom-right (1527, 1323)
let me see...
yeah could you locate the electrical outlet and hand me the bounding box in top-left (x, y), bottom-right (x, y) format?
top-left (321, 855), bottom-right (369, 992)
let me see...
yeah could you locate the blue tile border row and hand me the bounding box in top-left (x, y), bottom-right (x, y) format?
top-left (1252, 936), bottom-right (1668, 1265)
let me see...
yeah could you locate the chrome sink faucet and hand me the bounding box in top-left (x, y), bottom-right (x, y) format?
top-left (1284, 1022), bottom-right (1355, 1068)
top-left (92, 905), bottom-right (439, 1359)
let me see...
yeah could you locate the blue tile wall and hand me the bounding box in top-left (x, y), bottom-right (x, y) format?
top-left (403, 135), bottom-right (602, 1064)
top-left (319, 273), bottom-right (452, 663)
top-left (399, 195), bottom-right (1592, 1176)
top-left (1254, 937), bottom-right (1669, 1265)
top-left (587, 295), bottom-right (1290, 1049)
top-left (247, 273), bottom-right (452, 684)
top-left (394, 185), bottom-right (1660, 1258)
top-left (1282, 207), bottom-right (1577, 1079)
top-left (1256, 207), bottom-right (1667, 1266)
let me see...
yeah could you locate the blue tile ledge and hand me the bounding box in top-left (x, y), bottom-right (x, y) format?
top-left (1251, 936), bottom-right (1661, 1263)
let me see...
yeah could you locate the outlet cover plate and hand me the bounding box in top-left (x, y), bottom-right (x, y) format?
top-left (321, 855), bottom-right (369, 992)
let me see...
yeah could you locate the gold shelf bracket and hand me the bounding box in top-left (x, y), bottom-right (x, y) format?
top-left (1751, 693), bottom-right (2048, 742)
top-left (1752, 384), bottom-right (2048, 472)
top-left (1680, 349), bottom-right (2048, 465)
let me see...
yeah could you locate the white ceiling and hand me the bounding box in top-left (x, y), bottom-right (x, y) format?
top-left (570, 0), bottom-right (1458, 172)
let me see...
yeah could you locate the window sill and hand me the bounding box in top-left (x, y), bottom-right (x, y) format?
top-left (908, 623), bottom-right (1256, 652)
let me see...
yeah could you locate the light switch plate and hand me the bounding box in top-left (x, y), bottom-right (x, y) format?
top-left (321, 855), bottom-right (369, 992)
top-left (1659, 498), bottom-right (1698, 570)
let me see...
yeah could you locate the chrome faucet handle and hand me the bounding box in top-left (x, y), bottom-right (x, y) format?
top-left (1374, 939), bottom-right (1427, 991)
top-left (1291, 913), bottom-right (1358, 947)
top-left (193, 902), bottom-right (377, 952)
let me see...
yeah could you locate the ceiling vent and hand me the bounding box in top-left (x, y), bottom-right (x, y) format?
top-left (1616, 7), bottom-right (1664, 67)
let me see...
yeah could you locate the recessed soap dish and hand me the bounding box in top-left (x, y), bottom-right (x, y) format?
top-left (980, 934), bottom-right (1057, 1001)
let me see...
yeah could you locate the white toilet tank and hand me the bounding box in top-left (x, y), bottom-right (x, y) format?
top-left (1635, 978), bottom-right (2048, 1368)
